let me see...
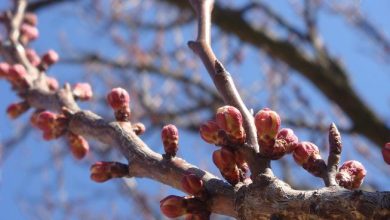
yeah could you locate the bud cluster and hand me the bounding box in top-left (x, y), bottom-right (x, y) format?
top-left (107, 87), bottom-right (131, 121)
top-left (90, 161), bottom-right (129, 183)
top-left (293, 141), bottom-right (326, 177)
top-left (254, 108), bottom-right (298, 159)
top-left (32, 111), bottom-right (68, 140)
top-left (335, 160), bottom-right (366, 189)
top-left (161, 124), bottom-right (179, 158)
top-left (212, 147), bottom-right (248, 185)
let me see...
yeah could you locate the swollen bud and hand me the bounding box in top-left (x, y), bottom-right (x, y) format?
top-left (41, 50), bottom-right (59, 67)
top-left (161, 124), bottom-right (179, 157)
top-left (181, 174), bottom-right (204, 196)
top-left (382, 142), bottom-right (390, 165)
top-left (72, 83), bottom-right (93, 101)
top-left (0, 62), bottom-right (10, 78)
top-left (46, 76), bottom-right (59, 91)
top-left (90, 161), bottom-right (129, 183)
top-left (215, 106), bottom-right (246, 143)
top-left (336, 160), bottom-right (366, 189)
top-left (262, 128), bottom-right (299, 159)
top-left (213, 147), bottom-right (240, 185)
top-left (199, 120), bottom-right (224, 146)
top-left (35, 111), bottom-right (68, 140)
top-left (293, 142), bottom-right (326, 177)
top-left (67, 132), bottom-right (89, 159)
top-left (6, 101), bottom-right (30, 119)
top-left (8, 64), bottom-right (28, 88)
top-left (107, 87), bottom-right (131, 121)
top-left (25, 49), bottom-right (41, 66)
top-left (20, 24), bottom-right (39, 43)
top-left (255, 108), bottom-right (281, 147)
top-left (160, 195), bottom-right (187, 218)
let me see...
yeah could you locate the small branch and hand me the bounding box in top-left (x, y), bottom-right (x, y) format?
top-left (187, 0), bottom-right (268, 176)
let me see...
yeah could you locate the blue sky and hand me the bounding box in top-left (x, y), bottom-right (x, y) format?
top-left (0, 0), bottom-right (389, 219)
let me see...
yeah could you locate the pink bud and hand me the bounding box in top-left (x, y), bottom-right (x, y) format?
top-left (199, 120), bottom-right (224, 146)
top-left (161, 124), bottom-right (179, 157)
top-left (336, 160), bottom-right (366, 189)
top-left (8, 64), bottom-right (28, 87)
top-left (67, 132), bottom-right (89, 159)
top-left (25, 48), bottom-right (41, 66)
top-left (181, 174), bottom-right (204, 196)
top-left (215, 106), bottom-right (245, 143)
top-left (35, 111), bottom-right (67, 140)
top-left (72, 83), bottom-right (93, 101)
top-left (107, 87), bottom-right (130, 110)
top-left (0, 62), bottom-right (10, 78)
top-left (160, 195), bottom-right (187, 218)
top-left (132, 122), bottom-right (146, 135)
top-left (293, 142), bottom-right (326, 177)
top-left (41, 50), bottom-right (59, 66)
top-left (255, 108), bottom-right (281, 146)
top-left (20, 23), bottom-right (39, 42)
top-left (6, 101), bottom-right (30, 119)
top-left (45, 76), bottom-right (59, 91)
top-left (276, 128), bottom-right (299, 153)
top-left (90, 161), bottom-right (128, 183)
top-left (382, 142), bottom-right (390, 165)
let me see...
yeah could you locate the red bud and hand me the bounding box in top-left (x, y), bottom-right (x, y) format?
top-left (0, 62), bottom-right (10, 78)
top-left (132, 122), bottom-right (146, 135)
top-left (41, 50), bottom-right (59, 67)
top-left (161, 124), bottom-right (179, 157)
top-left (90, 161), bottom-right (129, 183)
top-left (212, 147), bottom-right (236, 172)
top-left (199, 120), bottom-right (224, 146)
top-left (67, 132), bottom-right (89, 159)
top-left (215, 106), bottom-right (245, 143)
top-left (160, 195), bottom-right (187, 218)
top-left (6, 101), bottom-right (30, 119)
top-left (336, 160), bottom-right (366, 189)
top-left (107, 87), bottom-right (130, 110)
top-left (181, 174), bottom-right (204, 196)
top-left (255, 108), bottom-right (281, 146)
top-left (293, 142), bottom-right (326, 177)
top-left (382, 142), bottom-right (390, 165)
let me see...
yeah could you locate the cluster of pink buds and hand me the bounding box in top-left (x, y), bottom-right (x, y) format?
top-left (161, 124), bottom-right (179, 158)
top-left (255, 108), bottom-right (298, 159)
top-left (107, 87), bottom-right (131, 122)
top-left (181, 173), bottom-right (204, 197)
top-left (90, 161), bottom-right (129, 183)
top-left (31, 110), bottom-right (68, 140)
top-left (20, 13), bottom-right (39, 44)
top-left (72, 83), bottom-right (93, 101)
top-left (335, 160), bottom-right (366, 189)
top-left (293, 141), bottom-right (326, 177)
top-left (212, 147), bottom-right (247, 185)
top-left (67, 132), bottom-right (89, 159)
top-left (6, 101), bottom-right (30, 119)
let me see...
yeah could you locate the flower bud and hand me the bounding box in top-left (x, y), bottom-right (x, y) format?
top-left (6, 101), bottom-right (30, 119)
top-left (181, 174), bottom-right (204, 196)
top-left (161, 124), bottom-right (179, 157)
top-left (107, 87), bottom-right (130, 110)
top-left (262, 128), bottom-right (298, 159)
top-left (46, 76), bottom-right (59, 91)
top-left (30, 110), bottom-right (43, 127)
top-left (67, 132), bottom-right (89, 159)
top-left (8, 64), bottom-right (28, 87)
top-left (212, 147), bottom-right (236, 172)
top-left (221, 166), bottom-right (240, 186)
top-left (25, 49), bottom-right (41, 66)
top-left (23, 13), bottom-right (38, 26)
top-left (215, 106), bottom-right (245, 142)
top-left (20, 23), bottom-right (39, 42)
top-left (72, 83), bottom-right (93, 101)
top-left (0, 62), bottom-right (10, 78)
top-left (40, 50), bottom-right (59, 70)
top-left (382, 142), bottom-right (390, 165)
top-left (160, 195), bottom-right (187, 218)
top-left (255, 108), bottom-right (281, 146)
top-left (293, 142), bottom-right (326, 177)
top-left (132, 122), bottom-right (146, 135)
top-left (90, 161), bottom-right (129, 183)
top-left (336, 160), bottom-right (366, 189)
top-left (199, 120), bottom-right (224, 146)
